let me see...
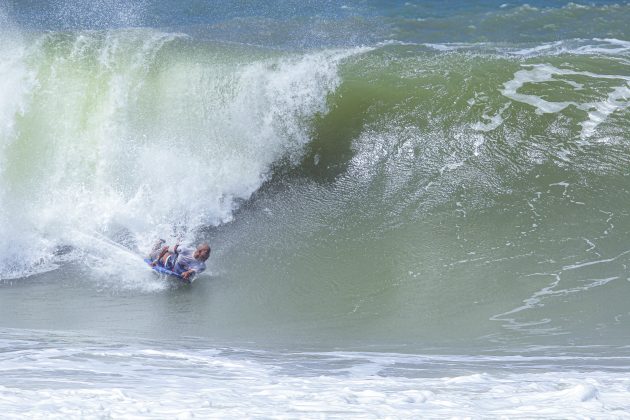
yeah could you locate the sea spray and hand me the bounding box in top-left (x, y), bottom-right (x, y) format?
top-left (0, 28), bottom-right (367, 280)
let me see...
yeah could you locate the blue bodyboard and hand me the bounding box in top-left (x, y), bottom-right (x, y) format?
top-left (144, 258), bottom-right (190, 283)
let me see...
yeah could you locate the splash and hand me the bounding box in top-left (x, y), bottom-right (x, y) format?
top-left (0, 27), bottom-right (366, 280)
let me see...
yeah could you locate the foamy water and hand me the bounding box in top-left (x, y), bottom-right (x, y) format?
top-left (1, 330), bottom-right (630, 419)
top-left (501, 63), bottom-right (630, 140)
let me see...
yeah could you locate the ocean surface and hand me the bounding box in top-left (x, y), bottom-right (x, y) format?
top-left (1, 0), bottom-right (630, 417)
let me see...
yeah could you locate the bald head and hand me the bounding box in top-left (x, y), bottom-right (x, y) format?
top-left (195, 243), bottom-right (211, 261)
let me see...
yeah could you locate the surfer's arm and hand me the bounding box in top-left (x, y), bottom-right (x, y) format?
top-left (181, 269), bottom-right (196, 280)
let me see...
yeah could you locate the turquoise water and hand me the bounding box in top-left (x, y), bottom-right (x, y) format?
top-left (1, 1), bottom-right (629, 417)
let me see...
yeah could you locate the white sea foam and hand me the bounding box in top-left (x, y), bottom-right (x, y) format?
top-left (509, 40), bottom-right (564, 56)
top-left (579, 38), bottom-right (630, 55)
top-left (501, 63), bottom-right (630, 140)
top-left (580, 83), bottom-right (630, 139)
top-left (423, 38), bottom-right (630, 58)
top-left (472, 103), bottom-right (511, 132)
top-left (420, 38), bottom-right (630, 83)
top-left (1, 332), bottom-right (629, 418)
top-left (423, 42), bottom-right (478, 52)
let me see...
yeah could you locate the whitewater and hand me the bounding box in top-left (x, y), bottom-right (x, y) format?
top-left (1, 0), bottom-right (630, 417)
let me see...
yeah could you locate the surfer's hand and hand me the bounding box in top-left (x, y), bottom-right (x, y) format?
top-left (150, 261), bottom-right (158, 267)
top-left (182, 270), bottom-right (193, 280)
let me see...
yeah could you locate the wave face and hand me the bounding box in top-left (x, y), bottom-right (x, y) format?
top-left (0, 1), bottom-right (629, 349)
top-left (209, 39), bottom-right (630, 348)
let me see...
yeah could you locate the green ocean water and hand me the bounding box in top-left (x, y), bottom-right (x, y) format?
top-left (0, 28), bottom-right (628, 350)
top-left (1, 2), bottom-right (630, 417)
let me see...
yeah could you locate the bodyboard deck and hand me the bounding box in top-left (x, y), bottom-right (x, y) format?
top-left (144, 258), bottom-right (191, 283)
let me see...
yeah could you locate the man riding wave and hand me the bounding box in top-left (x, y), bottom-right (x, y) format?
top-left (148, 240), bottom-right (210, 280)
